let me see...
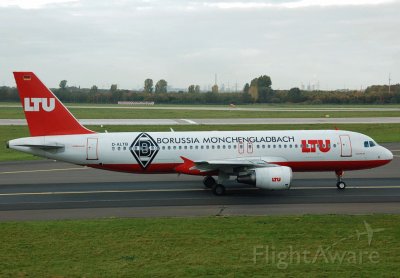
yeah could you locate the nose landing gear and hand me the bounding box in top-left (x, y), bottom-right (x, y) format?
top-left (335, 170), bottom-right (346, 190)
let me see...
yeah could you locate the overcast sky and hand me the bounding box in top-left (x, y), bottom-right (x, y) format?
top-left (0, 0), bottom-right (399, 90)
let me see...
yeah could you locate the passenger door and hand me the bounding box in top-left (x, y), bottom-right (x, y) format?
top-left (339, 135), bottom-right (352, 157)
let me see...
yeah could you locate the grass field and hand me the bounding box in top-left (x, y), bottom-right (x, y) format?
top-left (1, 106), bottom-right (400, 119)
top-left (0, 214), bottom-right (399, 277)
top-left (1, 124), bottom-right (400, 162)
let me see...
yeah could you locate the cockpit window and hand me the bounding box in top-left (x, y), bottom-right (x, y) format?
top-left (369, 141), bottom-right (376, 147)
top-left (364, 140), bottom-right (377, 148)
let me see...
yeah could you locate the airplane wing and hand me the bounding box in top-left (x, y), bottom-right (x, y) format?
top-left (177, 156), bottom-right (288, 174)
top-left (194, 159), bottom-right (268, 172)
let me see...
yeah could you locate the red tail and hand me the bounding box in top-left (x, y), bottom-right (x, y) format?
top-left (13, 72), bottom-right (95, 136)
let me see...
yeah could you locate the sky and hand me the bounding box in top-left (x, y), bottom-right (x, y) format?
top-left (0, 0), bottom-right (399, 91)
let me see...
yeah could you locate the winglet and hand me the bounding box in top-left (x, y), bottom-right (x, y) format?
top-left (13, 72), bottom-right (95, 136)
top-left (180, 156), bottom-right (193, 164)
top-left (175, 156), bottom-right (201, 175)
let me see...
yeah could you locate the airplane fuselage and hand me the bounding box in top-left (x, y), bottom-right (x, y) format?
top-left (9, 129), bottom-right (393, 174)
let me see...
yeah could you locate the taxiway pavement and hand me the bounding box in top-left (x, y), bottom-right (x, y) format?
top-left (1, 143), bottom-right (399, 221)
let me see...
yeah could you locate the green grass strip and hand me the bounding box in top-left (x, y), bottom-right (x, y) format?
top-left (2, 102), bottom-right (400, 108)
top-left (0, 215), bottom-right (399, 277)
top-left (1, 106), bottom-right (399, 119)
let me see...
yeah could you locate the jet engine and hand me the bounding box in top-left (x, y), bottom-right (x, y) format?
top-left (237, 166), bottom-right (292, 190)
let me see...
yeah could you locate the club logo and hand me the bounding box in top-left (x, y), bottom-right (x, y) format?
top-left (130, 133), bottom-right (159, 169)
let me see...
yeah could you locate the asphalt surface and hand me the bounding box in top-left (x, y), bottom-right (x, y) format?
top-left (2, 117), bottom-right (400, 125)
top-left (0, 143), bottom-right (399, 221)
top-left (2, 104), bottom-right (400, 111)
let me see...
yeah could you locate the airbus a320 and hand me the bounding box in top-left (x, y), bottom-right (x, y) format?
top-left (7, 72), bottom-right (393, 195)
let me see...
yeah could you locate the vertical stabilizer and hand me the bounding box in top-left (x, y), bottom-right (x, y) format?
top-left (13, 72), bottom-right (95, 136)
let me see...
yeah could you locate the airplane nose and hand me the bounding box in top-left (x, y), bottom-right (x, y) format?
top-left (383, 147), bottom-right (393, 161)
top-left (6, 141), bottom-right (9, 149)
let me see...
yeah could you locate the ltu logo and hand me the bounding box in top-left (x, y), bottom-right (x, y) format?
top-left (24, 98), bottom-right (55, 112)
top-left (301, 139), bottom-right (331, 153)
top-left (130, 133), bottom-right (159, 169)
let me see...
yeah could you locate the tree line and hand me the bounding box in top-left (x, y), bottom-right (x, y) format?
top-left (1, 76), bottom-right (399, 104)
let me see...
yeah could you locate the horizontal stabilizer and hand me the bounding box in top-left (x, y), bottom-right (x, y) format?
top-left (15, 143), bottom-right (65, 150)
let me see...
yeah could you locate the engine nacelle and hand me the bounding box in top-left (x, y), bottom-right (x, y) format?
top-left (237, 166), bottom-right (292, 190)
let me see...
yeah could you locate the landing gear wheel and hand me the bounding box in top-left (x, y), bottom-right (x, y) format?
top-left (336, 181), bottom-right (346, 190)
top-left (203, 176), bottom-right (216, 188)
top-left (212, 184), bottom-right (226, 196)
top-left (335, 170), bottom-right (346, 190)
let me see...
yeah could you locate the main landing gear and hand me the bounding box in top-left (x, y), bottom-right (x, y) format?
top-left (203, 176), bottom-right (216, 188)
top-left (335, 170), bottom-right (346, 190)
top-left (203, 175), bottom-right (227, 196)
top-left (212, 184), bottom-right (226, 196)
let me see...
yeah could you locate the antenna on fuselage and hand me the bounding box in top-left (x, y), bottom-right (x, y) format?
top-left (101, 124), bottom-right (108, 133)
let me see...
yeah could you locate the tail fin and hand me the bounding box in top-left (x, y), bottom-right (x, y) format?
top-left (13, 72), bottom-right (95, 136)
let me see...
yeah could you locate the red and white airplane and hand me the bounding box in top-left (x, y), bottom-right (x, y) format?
top-left (7, 72), bottom-right (393, 195)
